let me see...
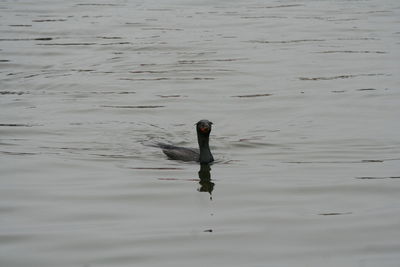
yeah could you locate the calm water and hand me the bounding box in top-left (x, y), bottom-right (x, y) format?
top-left (1, 0), bottom-right (400, 266)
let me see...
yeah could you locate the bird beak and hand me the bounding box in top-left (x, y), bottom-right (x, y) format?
top-left (199, 126), bottom-right (210, 133)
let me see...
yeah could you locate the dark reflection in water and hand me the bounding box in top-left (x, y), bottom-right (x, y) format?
top-left (197, 164), bottom-right (214, 199)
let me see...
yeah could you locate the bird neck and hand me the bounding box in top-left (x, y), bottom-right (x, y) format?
top-left (197, 132), bottom-right (213, 163)
top-left (197, 132), bottom-right (210, 149)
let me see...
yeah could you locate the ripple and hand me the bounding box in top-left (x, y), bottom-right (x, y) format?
top-left (356, 176), bottom-right (400, 180)
top-left (0, 91), bottom-right (26, 95)
top-left (8, 24), bottom-right (32, 27)
top-left (249, 39), bottom-right (325, 44)
top-left (318, 50), bottom-right (386, 54)
top-left (129, 167), bottom-right (184, 170)
top-left (76, 3), bottom-right (121, 6)
top-left (0, 37), bottom-right (53, 41)
top-left (101, 105), bottom-right (165, 109)
top-left (37, 42), bottom-right (97, 46)
top-left (299, 73), bottom-right (386, 81)
top-left (0, 123), bottom-right (33, 127)
top-left (356, 88), bottom-right (377, 91)
top-left (157, 95), bottom-right (185, 98)
top-left (232, 93), bottom-right (272, 98)
top-left (286, 159), bottom-right (387, 164)
top-left (248, 4), bottom-right (304, 9)
top-left (32, 19), bottom-right (67, 22)
top-left (1, 151), bottom-right (37, 156)
top-left (319, 212), bottom-right (353, 216)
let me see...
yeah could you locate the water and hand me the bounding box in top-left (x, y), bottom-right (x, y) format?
top-left (1, 0), bottom-right (400, 266)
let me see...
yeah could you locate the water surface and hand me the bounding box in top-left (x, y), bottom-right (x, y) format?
top-left (1, 0), bottom-right (400, 266)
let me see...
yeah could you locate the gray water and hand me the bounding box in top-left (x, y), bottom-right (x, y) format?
top-left (1, 0), bottom-right (400, 266)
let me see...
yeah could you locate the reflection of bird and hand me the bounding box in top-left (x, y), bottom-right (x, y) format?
top-left (198, 164), bottom-right (214, 197)
top-left (157, 120), bottom-right (214, 164)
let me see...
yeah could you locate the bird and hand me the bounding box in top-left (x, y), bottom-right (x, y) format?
top-left (157, 119), bottom-right (214, 164)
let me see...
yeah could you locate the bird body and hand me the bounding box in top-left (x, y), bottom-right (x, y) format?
top-left (158, 120), bottom-right (214, 164)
